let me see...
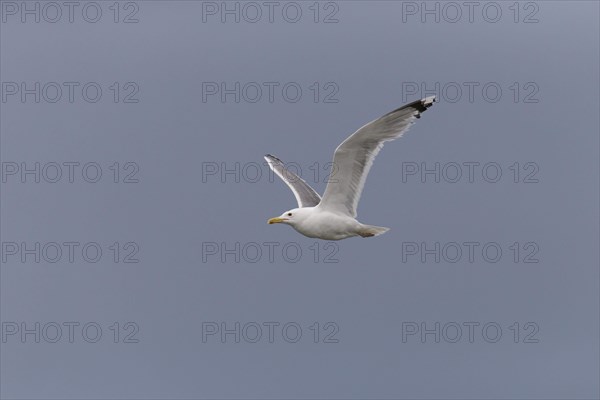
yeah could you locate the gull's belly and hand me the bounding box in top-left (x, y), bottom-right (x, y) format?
top-left (294, 212), bottom-right (361, 240)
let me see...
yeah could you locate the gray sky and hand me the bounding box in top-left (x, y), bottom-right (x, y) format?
top-left (1, 1), bottom-right (599, 399)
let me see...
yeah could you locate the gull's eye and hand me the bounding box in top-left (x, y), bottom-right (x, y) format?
top-left (287, 213), bottom-right (292, 217)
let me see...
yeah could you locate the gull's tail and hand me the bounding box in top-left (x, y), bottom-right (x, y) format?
top-left (358, 225), bottom-right (390, 238)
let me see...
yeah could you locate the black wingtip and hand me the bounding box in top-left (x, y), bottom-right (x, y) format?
top-left (264, 154), bottom-right (283, 163)
top-left (410, 96), bottom-right (436, 113)
top-left (384, 96), bottom-right (436, 118)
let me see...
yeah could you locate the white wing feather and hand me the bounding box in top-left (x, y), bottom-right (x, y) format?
top-left (318, 96), bottom-right (436, 217)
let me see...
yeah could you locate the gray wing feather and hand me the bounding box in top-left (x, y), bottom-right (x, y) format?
top-left (264, 154), bottom-right (321, 208)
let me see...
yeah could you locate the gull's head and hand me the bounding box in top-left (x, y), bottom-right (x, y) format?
top-left (267, 208), bottom-right (310, 227)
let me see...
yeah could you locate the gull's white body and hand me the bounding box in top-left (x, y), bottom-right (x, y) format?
top-left (266, 96), bottom-right (436, 240)
top-left (275, 207), bottom-right (388, 240)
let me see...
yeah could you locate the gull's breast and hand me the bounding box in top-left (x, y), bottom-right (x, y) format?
top-left (295, 210), bottom-right (360, 240)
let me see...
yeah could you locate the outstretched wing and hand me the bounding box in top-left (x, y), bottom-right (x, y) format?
top-left (318, 96), bottom-right (436, 217)
top-left (264, 154), bottom-right (321, 208)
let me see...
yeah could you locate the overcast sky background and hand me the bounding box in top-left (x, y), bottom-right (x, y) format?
top-left (1, 1), bottom-right (599, 399)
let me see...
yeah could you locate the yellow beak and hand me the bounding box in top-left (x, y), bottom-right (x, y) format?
top-left (267, 217), bottom-right (287, 224)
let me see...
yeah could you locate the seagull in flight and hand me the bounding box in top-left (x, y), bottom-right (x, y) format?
top-left (266, 96), bottom-right (436, 240)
